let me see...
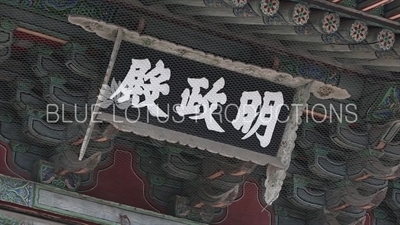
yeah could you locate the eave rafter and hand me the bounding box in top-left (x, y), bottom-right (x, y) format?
top-left (137, 0), bottom-right (400, 76)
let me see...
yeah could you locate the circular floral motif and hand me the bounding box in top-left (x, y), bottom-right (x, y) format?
top-left (260, 0), bottom-right (279, 16)
top-left (292, 4), bottom-right (310, 25)
top-left (377, 29), bottom-right (395, 51)
top-left (349, 20), bottom-right (368, 43)
top-left (229, 0), bottom-right (247, 7)
top-left (321, 12), bottom-right (340, 34)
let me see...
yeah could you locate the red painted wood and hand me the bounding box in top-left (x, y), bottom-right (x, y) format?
top-left (13, 30), bottom-right (64, 48)
top-left (79, 149), bottom-right (163, 213)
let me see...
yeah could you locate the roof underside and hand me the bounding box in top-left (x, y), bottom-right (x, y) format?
top-left (110, 0), bottom-right (400, 82)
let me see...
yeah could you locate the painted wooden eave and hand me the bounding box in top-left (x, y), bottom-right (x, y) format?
top-left (301, 0), bottom-right (400, 30)
top-left (0, 174), bottom-right (205, 225)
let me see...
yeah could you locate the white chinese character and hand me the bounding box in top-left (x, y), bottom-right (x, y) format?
top-left (110, 59), bottom-right (170, 117)
top-left (232, 91), bottom-right (284, 147)
top-left (176, 77), bottom-right (226, 132)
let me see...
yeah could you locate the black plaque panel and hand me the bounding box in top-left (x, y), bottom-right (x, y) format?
top-left (100, 42), bottom-right (295, 157)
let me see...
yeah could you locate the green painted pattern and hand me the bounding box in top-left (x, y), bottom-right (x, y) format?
top-left (367, 86), bottom-right (400, 123)
top-left (339, 0), bottom-right (357, 8)
top-left (10, 141), bottom-right (28, 153)
top-left (32, 182), bottom-right (204, 225)
top-left (0, 0), bottom-right (118, 23)
top-left (0, 217), bottom-right (21, 225)
top-left (0, 176), bottom-right (33, 207)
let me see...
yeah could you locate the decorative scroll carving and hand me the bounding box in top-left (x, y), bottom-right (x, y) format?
top-left (330, 120), bottom-right (400, 152)
top-left (177, 156), bottom-right (255, 209)
top-left (326, 185), bottom-right (387, 211)
top-left (32, 159), bottom-right (81, 191)
top-left (53, 149), bottom-right (102, 175)
top-left (263, 83), bottom-right (311, 206)
top-left (92, 124), bottom-right (119, 142)
top-left (13, 79), bottom-right (47, 116)
top-left (65, 50), bottom-right (99, 80)
top-left (29, 46), bottom-right (62, 78)
top-left (372, 207), bottom-right (398, 225)
top-left (285, 174), bottom-right (386, 213)
top-left (33, 149), bottom-right (102, 191)
top-left (307, 209), bottom-right (367, 225)
top-left (68, 15), bottom-right (351, 100)
top-left (161, 152), bottom-right (202, 180)
top-left (43, 76), bottom-right (88, 113)
top-left (168, 195), bottom-right (214, 224)
top-left (306, 145), bottom-right (346, 180)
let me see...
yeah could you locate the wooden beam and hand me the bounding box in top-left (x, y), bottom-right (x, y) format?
top-left (300, 0), bottom-right (400, 31)
top-left (0, 209), bottom-right (65, 225)
top-left (15, 27), bottom-right (67, 45)
top-left (139, 0), bottom-right (207, 7)
top-left (0, 174), bottom-right (203, 225)
top-left (358, 0), bottom-right (394, 12)
top-left (340, 58), bottom-right (400, 67)
top-left (384, 0), bottom-right (400, 20)
top-left (255, 33), bottom-right (324, 43)
top-left (167, 5), bottom-right (242, 17)
top-left (277, 41), bottom-right (353, 52)
top-left (303, 109), bottom-right (332, 120)
top-left (308, 50), bottom-right (378, 59)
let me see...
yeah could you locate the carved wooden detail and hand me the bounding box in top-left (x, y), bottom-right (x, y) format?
top-left (43, 76), bottom-right (89, 113)
top-left (29, 46), bottom-right (63, 78)
top-left (32, 148), bottom-right (102, 191)
top-left (12, 79), bottom-right (46, 113)
top-left (161, 152), bottom-right (202, 180)
top-left (0, 46), bottom-right (10, 64)
top-left (331, 120), bottom-right (400, 153)
top-left (283, 173), bottom-right (386, 222)
top-left (291, 82), bottom-right (400, 222)
top-left (326, 184), bottom-right (387, 211)
top-left (0, 19), bottom-right (16, 50)
top-left (22, 116), bottom-right (85, 146)
top-left (63, 43), bottom-right (100, 80)
top-left (168, 195), bottom-right (214, 224)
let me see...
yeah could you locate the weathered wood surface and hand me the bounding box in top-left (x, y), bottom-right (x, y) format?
top-left (0, 174), bottom-right (204, 225)
top-left (0, 209), bottom-right (65, 225)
